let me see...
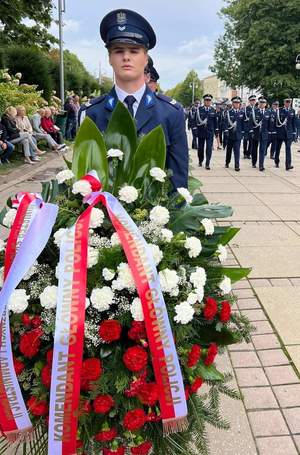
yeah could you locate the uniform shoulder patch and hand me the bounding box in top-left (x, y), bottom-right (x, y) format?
top-left (85, 94), bottom-right (106, 110)
top-left (156, 93), bottom-right (181, 109)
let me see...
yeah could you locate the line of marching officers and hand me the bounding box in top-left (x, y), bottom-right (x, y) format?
top-left (187, 94), bottom-right (297, 172)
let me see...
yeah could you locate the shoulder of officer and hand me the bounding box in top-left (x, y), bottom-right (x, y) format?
top-left (83, 94), bottom-right (107, 111)
top-left (156, 93), bottom-right (181, 110)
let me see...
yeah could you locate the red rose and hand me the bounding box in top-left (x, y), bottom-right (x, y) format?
top-left (95, 427), bottom-right (117, 442)
top-left (187, 344), bottom-right (201, 368)
top-left (41, 365), bottom-right (52, 388)
top-left (82, 358), bottom-right (102, 381)
top-left (99, 320), bottom-right (122, 343)
top-left (93, 394), bottom-right (114, 414)
top-left (123, 346), bottom-right (148, 372)
top-left (137, 383), bottom-right (159, 406)
top-left (19, 329), bottom-right (42, 358)
top-left (191, 377), bottom-right (204, 393)
top-left (13, 357), bottom-right (25, 375)
top-left (204, 343), bottom-right (218, 366)
top-left (22, 313), bottom-right (32, 327)
top-left (203, 297), bottom-right (218, 320)
top-left (31, 315), bottom-right (42, 328)
top-left (46, 349), bottom-right (53, 365)
top-left (103, 448), bottom-right (125, 455)
top-left (131, 441), bottom-right (152, 455)
top-left (128, 321), bottom-right (147, 342)
top-left (219, 301), bottom-right (231, 322)
top-left (123, 409), bottom-right (147, 431)
top-left (27, 396), bottom-right (48, 416)
top-left (76, 440), bottom-right (84, 449)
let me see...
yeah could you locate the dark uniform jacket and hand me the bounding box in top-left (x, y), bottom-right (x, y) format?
top-left (0, 121), bottom-right (8, 142)
top-left (188, 107), bottom-right (197, 130)
top-left (276, 107), bottom-right (297, 140)
top-left (79, 86), bottom-right (188, 189)
top-left (196, 106), bottom-right (218, 139)
top-left (249, 108), bottom-right (270, 141)
top-left (269, 109), bottom-right (278, 135)
top-left (243, 105), bottom-right (254, 139)
top-left (224, 109), bottom-right (245, 141)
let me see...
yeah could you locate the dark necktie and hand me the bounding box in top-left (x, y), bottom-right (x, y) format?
top-left (124, 95), bottom-right (136, 117)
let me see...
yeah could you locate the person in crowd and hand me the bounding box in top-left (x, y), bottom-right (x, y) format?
top-left (64, 97), bottom-right (77, 140)
top-left (224, 96), bottom-right (245, 171)
top-left (215, 102), bottom-right (223, 150)
top-left (73, 95), bottom-right (81, 128)
top-left (196, 94), bottom-right (218, 170)
top-left (296, 108), bottom-right (300, 141)
top-left (222, 101), bottom-right (231, 150)
top-left (41, 107), bottom-right (64, 145)
top-left (188, 101), bottom-right (198, 149)
top-left (1, 106), bottom-right (43, 164)
top-left (249, 97), bottom-right (270, 171)
top-left (31, 108), bottom-right (66, 152)
top-left (0, 120), bottom-right (14, 164)
top-left (243, 95), bottom-right (256, 159)
top-left (275, 97), bottom-right (296, 170)
top-left (267, 101), bottom-right (279, 159)
top-left (15, 105), bottom-right (47, 158)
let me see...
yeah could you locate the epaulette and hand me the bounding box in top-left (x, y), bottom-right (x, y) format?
top-left (156, 93), bottom-right (181, 109)
top-left (83, 94), bottom-right (106, 110)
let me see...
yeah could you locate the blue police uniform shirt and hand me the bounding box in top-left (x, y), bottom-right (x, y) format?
top-left (79, 85), bottom-right (189, 189)
top-left (276, 107), bottom-right (297, 140)
top-left (224, 109), bottom-right (245, 141)
top-left (196, 106), bottom-right (218, 138)
top-left (269, 109), bottom-right (278, 134)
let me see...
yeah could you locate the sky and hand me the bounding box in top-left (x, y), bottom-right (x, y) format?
top-left (49, 0), bottom-right (225, 90)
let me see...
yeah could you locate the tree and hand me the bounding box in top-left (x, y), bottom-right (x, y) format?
top-left (165, 70), bottom-right (203, 106)
top-left (0, 0), bottom-right (57, 50)
top-left (212, 0), bottom-right (300, 100)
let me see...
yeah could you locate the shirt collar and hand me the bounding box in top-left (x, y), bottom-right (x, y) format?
top-left (115, 83), bottom-right (146, 105)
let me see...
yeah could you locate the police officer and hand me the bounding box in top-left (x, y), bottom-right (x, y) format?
top-left (243, 95), bottom-right (256, 159)
top-left (249, 97), bottom-right (265, 169)
top-left (188, 102), bottom-right (198, 149)
top-left (224, 96), bottom-right (245, 171)
top-left (215, 102), bottom-right (223, 150)
top-left (275, 97), bottom-right (296, 170)
top-left (222, 101), bottom-right (231, 150)
top-left (145, 56), bottom-right (160, 93)
top-left (196, 94), bottom-right (218, 169)
top-left (267, 101), bottom-right (279, 159)
top-left (256, 98), bottom-right (271, 171)
top-left (79, 9), bottom-right (188, 189)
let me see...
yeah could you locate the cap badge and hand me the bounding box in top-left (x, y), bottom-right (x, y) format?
top-left (117, 11), bottom-right (127, 24)
top-left (118, 25), bottom-right (126, 31)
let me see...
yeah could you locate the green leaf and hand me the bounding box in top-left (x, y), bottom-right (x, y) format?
top-left (49, 179), bottom-right (59, 203)
top-left (41, 181), bottom-right (50, 202)
top-left (0, 207), bottom-right (8, 226)
top-left (104, 101), bottom-right (137, 189)
top-left (194, 324), bottom-right (241, 345)
top-left (129, 126), bottom-right (166, 194)
top-left (170, 204), bottom-right (233, 233)
top-left (218, 227), bottom-right (240, 246)
top-left (197, 363), bottom-right (224, 381)
top-left (191, 193), bottom-right (207, 206)
top-left (72, 117), bottom-right (108, 188)
top-left (189, 176), bottom-right (202, 194)
top-left (63, 155), bottom-right (72, 170)
top-left (219, 267), bottom-right (251, 283)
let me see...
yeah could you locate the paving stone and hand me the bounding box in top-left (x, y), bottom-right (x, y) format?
top-left (286, 345), bottom-right (300, 374)
top-left (252, 334), bottom-right (281, 350)
top-left (234, 225), bottom-right (300, 247)
top-left (294, 435), bottom-right (300, 451)
top-left (256, 436), bottom-right (298, 455)
top-left (248, 410), bottom-right (289, 436)
top-left (228, 341), bottom-right (254, 352)
top-left (242, 387), bottom-right (278, 410)
top-left (238, 298), bottom-right (261, 309)
top-left (253, 320), bottom-right (274, 335)
top-left (258, 349), bottom-right (290, 367)
top-left (234, 288), bottom-right (256, 299)
top-left (273, 384), bottom-right (300, 407)
top-left (283, 408), bottom-right (300, 433)
top-left (265, 366), bottom-right (299, 385)
top-left (235, 368), bottom-right (269, 387)
top-left (230, 351), bottom-right (261, 367)
top-left (240, 309), bottom-right (267, 321)
top-left (270, 278), bottom-right (293, 286)
top-left (249, 279), bottom-right (272, 287)
top-left (290, 278), bottom-right (300, 286)
top-left (233, 280), bottom-right (251, 289)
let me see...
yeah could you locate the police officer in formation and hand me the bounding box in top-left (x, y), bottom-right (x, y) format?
top-left (224, 96), bottom-right (245, 171)
top-left (196, 94), bottom-right (218, 170)
top-left (188, 99), bottom-right (200, 149)
top-left (243, 95), bottom-right (256, 159)
top-left (249, 97), bottom-right (270, 171)
top-left (275, 97), bottom-right (296, 170)
top-left (266, 100), bottom-right (279, 159)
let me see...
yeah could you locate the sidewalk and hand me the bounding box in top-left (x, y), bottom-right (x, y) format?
top-left (192, 140), bottom-right (300, 455)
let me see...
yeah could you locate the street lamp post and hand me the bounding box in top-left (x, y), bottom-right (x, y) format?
top-left (189, 80), bottom-right (198, 104)
top-left (296, 54), bottom-right (300, 71)
top-left (58, 0), bottom-right (66, 109)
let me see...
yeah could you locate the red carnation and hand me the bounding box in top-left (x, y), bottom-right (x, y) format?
top-left (103, 448), bottom-right (125, 455)
top-left (19, 329), bottom-right (42, 358)
top-left (93, 394), bottom-right (114, 414)
top-left (76, 440), bottom-right (84, 449)
top-left (27, 396), bottom-right (48, 416)
top-left (128, 321), bottom-right (147, 342)
top-left (123, 409), bottom-right (147, 431)
top-left (219, 301), bottom-right (231, 322)
top-left (191, 377), bottom-right (204, 393)
top-left (123, 346), bottom-right (148, 372)
top-left (146, 411), bottom-right (162, 422)
top-left (187, 344), bottom-right (201, 368)
top-left (131, 441), bottom-right (152, 455)
top-left (22, 313), bottom-right (32, 327)
top-left (137, 383), bottom-right (159, 406)
top-left (204, 343), bottom-right (218, 366)
top-left (79, 399), bottom-right (92, 416)
top-left (31, 315), bottom-right (42, 328)
top-left (46, 349), bottom-right (53, 365)
top-left (95, 427), bottom-right (117, 442)
top-left (99, 320), bottom-right (122, 343)
top-left (185, 386), bottom-right (191, 400)
top-left (203, 297), bottom-right (218, 320)
top-left (41, 365), bottom-right (52, 388)
top-left (82, 358), bottom-right (102, 381)
top-left (13, 357), bottom-right (25, 375)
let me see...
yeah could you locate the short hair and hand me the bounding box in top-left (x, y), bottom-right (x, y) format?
top-left (5, 106), bottom-right (17, 116)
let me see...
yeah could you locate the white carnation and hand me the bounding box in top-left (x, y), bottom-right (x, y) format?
top-left (195, 286), bottom-right (204, 303)
top-left (177, 187), bottom-right (193, 204)
top-left (184, 236), bottom-right (202, 258)
top-left (91, 287), bottom-right (114, 311)
top-left (160, 228), bottom-right (173, 243)
top-left (150, 206), bottom-right (170, 226)
top-left (119, 186), bottom-right (138, 203)
top-left (107, 148), bottom-right (123, 160)
top-left (174, 301), bottom-right (195, 324)
top-left (8, 289), bottom-right (29, 313)
top-left (201, 218), bottom-right (214, 236)
top-left (40, 285), bottom-right (58, 309)
top-left (0, 239), bottom-right (5, 252)
top-left (190, 267), bottom-right (207, 288)
top-left (89, 208), bottom-right (105, 229)
top-left (85, 297), bottom-right (90, 309)
top-left (88, 247), bottom-right (99, 268)
top-left (72, 180), bottom-right (92, 196)
top-left (3, 209), bottom-right (17, 228)
top-left (130, 297), bottom-right (144, 321)
top-left (217, 244), bottom-right (227, 263)
top-left (219, 276), bottom-right (232, 295)
top-left (112, 263), bottom-right (135, 291)
top-left (159, 269), bottom-right (180, 294)
top-left (102, 268), bottom-right (115, 281)
top-left (187, 291), bottom-right (198, 304)
top-left (56, 169), bottom-right (74, 184)
top-left (111, 232), bottom-right (121, 247)
top-left (53, 228), bottom-right (67, 247)
top-left (148, 244), bottom-right (163, 265)
top-left (150, 167), bottom-right (166, 182)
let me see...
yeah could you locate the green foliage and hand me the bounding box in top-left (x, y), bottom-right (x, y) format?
top-left (170, 204), bottom-right (233, 233)
top-left (165, 70), bottom-right (203, 106)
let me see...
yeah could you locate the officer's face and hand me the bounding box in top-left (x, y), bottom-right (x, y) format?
top-left (109, 44), bottom-right (148, 82)
top-left (233, 102), bottom-right (240, 109)
top-left (204, 100), bottom-right (212, 107)
top-left (284, 100), bottom-right (291, 108)
top-left (249, 100), bottom-right (256, 106)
